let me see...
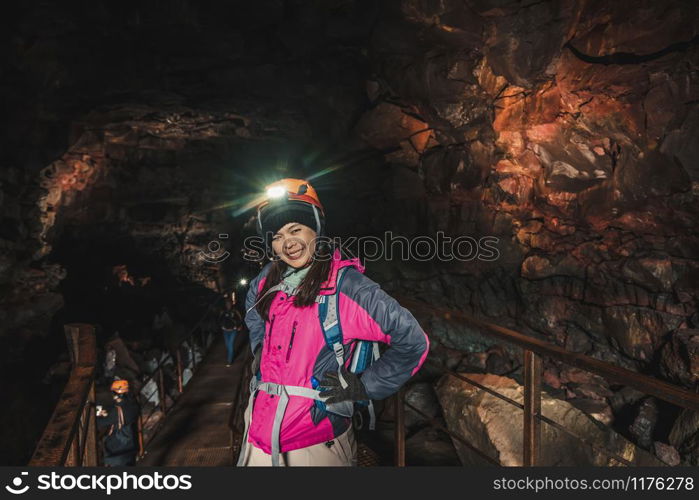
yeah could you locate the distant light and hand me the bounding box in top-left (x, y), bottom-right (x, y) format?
top-left (266, 186), bottom-right (286, 199)
top-left (239, 278), bottom-right (248, 286)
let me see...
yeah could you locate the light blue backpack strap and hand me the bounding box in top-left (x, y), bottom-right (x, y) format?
top-left (319, 266), bottom-right (350, 388)
top-left (318, 266), bottom-right (376, 422)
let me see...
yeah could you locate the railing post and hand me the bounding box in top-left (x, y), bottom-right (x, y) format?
top-left (67, 435), bottom-right (78, 466)
top-left (158, 368), bottom-right (167, 414)
top-left (176, 348), bottom-right (184, 393)
top-left (84, 380), bottom-right (98, 466)
top-left (137, 414), bottom-right (145, 459)
top-left (65, 325), bottom-right (80, 364)
top-left (523, 349), bottom-right (542, 466)
top-left (394, 387), bottom-right (406, 467)
top-left (190, 343), bottom-right (197, 370)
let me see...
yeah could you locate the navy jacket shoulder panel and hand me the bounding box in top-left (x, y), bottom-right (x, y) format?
top-left (337, 267), bottom-right (429, 400)
top-left (244, 262), bottom-right (274, 353)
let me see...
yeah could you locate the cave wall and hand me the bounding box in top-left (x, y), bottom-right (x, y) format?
top-left (0, 0), bottom-right (374, 345)
top-left (354, 0), bottom-right (699, 395)
top-left (1, 0), bottom-right (699, 464)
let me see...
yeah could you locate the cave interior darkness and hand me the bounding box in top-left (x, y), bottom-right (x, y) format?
top-left (1, 0), bottom-right (699, 466)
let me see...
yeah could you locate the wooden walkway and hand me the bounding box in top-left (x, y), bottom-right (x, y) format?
top-left (139, 336), bottom-right (247, 466)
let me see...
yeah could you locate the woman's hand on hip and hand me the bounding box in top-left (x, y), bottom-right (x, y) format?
top-left (319, 368), bottom-right (368, 404)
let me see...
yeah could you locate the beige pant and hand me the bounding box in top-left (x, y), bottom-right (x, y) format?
top-left (240, 426), bottom-right (357, 466)
top-left (238, 399), bottom-right (357, 466)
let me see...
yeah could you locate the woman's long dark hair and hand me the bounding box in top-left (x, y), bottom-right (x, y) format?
top-left (256, 244), bottom-right (332, 322)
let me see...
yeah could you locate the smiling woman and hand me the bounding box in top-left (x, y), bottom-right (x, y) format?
top-left (237, 178), bottom-right (430, 467)
top-left (272, 223), bottom-right (317, 267)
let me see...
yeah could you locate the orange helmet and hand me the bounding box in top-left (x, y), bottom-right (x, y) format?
top-left (111, 379), bottom-right (129, 394)
top-left (258, 178), bottom-right (324, 212)
top-left (256, 179), bottom-right (325, 244)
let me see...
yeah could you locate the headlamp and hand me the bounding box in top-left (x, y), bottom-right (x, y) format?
top-left (266, 186), bottom-right (287, 199)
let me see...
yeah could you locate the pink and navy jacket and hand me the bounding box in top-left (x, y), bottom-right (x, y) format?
top-left (244, 249), bottom-right (430, 454)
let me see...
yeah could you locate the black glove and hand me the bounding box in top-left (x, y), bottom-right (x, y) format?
top-left (319, 368), bottom-right (368, 404)
top-left (251, 344), bottom-right (262, 375)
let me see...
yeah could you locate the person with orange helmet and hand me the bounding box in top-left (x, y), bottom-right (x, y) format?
top-left (97, 378), bottom-right (140, 466)
top-left (110, 379), bottom-right (129, 394)
top-left (237, 178), bottom-right (429, 466)
top-left (255, 178), bottom-right (326, 252)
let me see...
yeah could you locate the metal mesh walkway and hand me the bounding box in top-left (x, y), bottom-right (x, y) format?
top-left (138, 336), bottom-right (244, 466)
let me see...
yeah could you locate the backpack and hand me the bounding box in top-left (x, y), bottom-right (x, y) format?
top-left (315, 266), bottom-right (380, 429)
top-left (104, 402), bottom-right (138, 457)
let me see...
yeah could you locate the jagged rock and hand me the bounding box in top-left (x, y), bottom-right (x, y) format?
top-left (602, 306), bottom-right (683, 361)
top-left (483, 1), bottom-right (579, 88)
top-left (614, 150), bottom-right (691, 205)
top-left (661, 106), bottom-right (699, 182)
top-left (406, 427), bottom-right (461, 466)
top-left (421, 147), bottom-right (470, 194)
top-left (654, 441), bottom-right (681, 466)
top-left (424, 314), bottom-right (498, 353)
top-left (567, 399), bottom-right (613, 426)
top-left (660, 329), bottom-right (699, 387)
top-left (436, 373), bottom-right (662, 465)
top-left (458, 351), bottom-right (488, 372)
top-left (669, 409), bottom-right (699, 449)
top-left (670, 409), bottom-right (699, 466)
top-left (6, 292), bottom-right (64, 332)
top-left (629, 398), bottom-right (659, 449)
top-left (484, 345), bottom-right (516, 375)
top-left (678, 434), bottom-right (699, 466)
top-left (521, 254), bottom-right (586, 280)
top-left (355, 102), bottom-right (430, 153)
top-left (533, 134), bottom-right (612, 193)
top-left (609, 386), bottom-right (646, 414)
top-left (570, 1), bottom-right (699, 57)
top-left (404, 382), bottom-right (441, 431)
top-left (564, 323), bottom-right (593, 353)
top-left (559, 367), bottom-right (613, 402)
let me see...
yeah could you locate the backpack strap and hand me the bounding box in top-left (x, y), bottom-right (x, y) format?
top-left (317, 266), bottom-right (380, 430)
top-left (318, 266), bottom-right (350, 388)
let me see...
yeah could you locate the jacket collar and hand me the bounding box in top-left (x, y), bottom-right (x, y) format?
top-left (318, 248), bottom-right (364, 295)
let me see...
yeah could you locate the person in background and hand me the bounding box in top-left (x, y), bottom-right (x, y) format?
top-left (151, 305), bottom-right (173, 348)
top-left (97, 379), bottom-right (140, 466)
top-left (219, 293), bottom-right (244, 367)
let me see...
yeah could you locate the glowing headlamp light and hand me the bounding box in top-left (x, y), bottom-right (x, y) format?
top-left (266, 186), bottom-right (287, 199)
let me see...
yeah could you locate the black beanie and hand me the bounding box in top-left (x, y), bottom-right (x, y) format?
top-left (258, 200), bottom-right (324, 247)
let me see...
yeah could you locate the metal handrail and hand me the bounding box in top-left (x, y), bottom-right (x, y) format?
top-left (29, 324), bottom-right (98, 466)
top-left (137, 296), bottom-right (224, 451)
top-left (29, 294), bottom-right (224, 466)
top-left (399, 297), bottom-right (699, 412)
top-left (393, 296), bottom-right (699, 466)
